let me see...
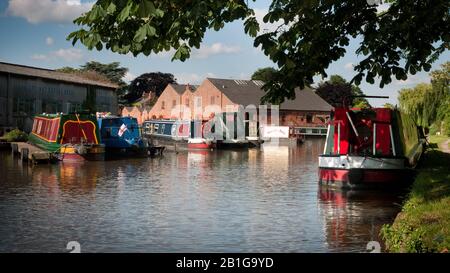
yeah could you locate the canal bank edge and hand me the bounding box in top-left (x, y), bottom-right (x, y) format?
top-left (381, 135), bottom-right (450, 253)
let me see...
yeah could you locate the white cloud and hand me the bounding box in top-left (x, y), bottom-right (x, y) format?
top-left (53, 48), bottom-right (83, 62)
top-left (123, 72), bottom-right (136, 83)
top-left (393, 74), bottom-right (427, 86)
top-left (344, 62), bottom-right (354, 71)
top-left (31, 54), bottom-right (48, 61)
top-left (31, 48), bottom-right (83, 62)
top-left (253, 8), bottom-right (291, 35)
top-left (193, 43), bottom-right (241, 59)
top-left (7, 0), bottom-right (94, 24)
top-left (45, 37), bottom-right (54, 46)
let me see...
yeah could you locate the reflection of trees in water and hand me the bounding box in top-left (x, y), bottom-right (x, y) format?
top-left (318, 187), bottom-right (404, 252)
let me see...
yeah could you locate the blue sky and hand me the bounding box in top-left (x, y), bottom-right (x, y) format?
top-left (0, 0), bottom-right (448, 106)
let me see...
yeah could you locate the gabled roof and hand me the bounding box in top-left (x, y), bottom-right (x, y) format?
top-left (169, 83), bottom-right (197, 95)
top-left (0, 62), bottom-right (118, 89)
top-left (207, 78), bottom-right (333, 111)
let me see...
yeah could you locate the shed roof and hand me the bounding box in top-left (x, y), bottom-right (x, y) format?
top-left (0, 62), bottom-right (118, 89)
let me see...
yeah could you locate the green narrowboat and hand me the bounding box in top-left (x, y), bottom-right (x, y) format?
top-left (28, 113), bottom-right (105, 161)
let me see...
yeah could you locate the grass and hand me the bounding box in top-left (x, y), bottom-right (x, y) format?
top-left (381, 136), bottom-right (450, 252)
top-left (428, 135), bottom-right (450, 150)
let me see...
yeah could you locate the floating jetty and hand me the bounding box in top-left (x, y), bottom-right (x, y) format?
top-left (10, 142), bottom-right (55, 164)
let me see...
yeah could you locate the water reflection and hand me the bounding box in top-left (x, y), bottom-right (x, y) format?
top-left (0, 140), bottom-right (403, 252)
top-left (318, 187), bottom-right (404, 252)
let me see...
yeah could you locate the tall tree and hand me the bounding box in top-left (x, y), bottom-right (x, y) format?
top-left (251, 67), bottom-right (277, 82)
top-left (124, 72), bottom-right (177, 103)
top-left (80, 61), bottom-right (128, 86)
top-left (68, 0), bottom-right (449, 103)
top-left (315, 75), bottom-right (370, 108)
top-left (398, 83), bottom-right (432, 127)
top-left (57, 61), bottom-right (128, 86)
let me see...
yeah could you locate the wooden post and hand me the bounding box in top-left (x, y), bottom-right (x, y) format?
top-left (20, 148), bottom-right (29, 162)
top-left (11, 143), bottom-right (18, 154)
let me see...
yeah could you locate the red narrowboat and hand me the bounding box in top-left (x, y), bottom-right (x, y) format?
top-left (319, 97), bottom-right (426, 188)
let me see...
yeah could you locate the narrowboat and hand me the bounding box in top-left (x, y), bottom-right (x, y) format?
top-left (142, 119), bottom-right (214, 151)
top-left (29, 113), bottom-right (105, 162)
top-left (97, 115), bottom-right (147, 156)
top-left (319, 97), bottom-right (426, 189)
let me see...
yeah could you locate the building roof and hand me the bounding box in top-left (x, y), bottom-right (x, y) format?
top-left (0, 62), bottom-right (118, 89)
top-left (169, 83), bottom-right (197, 95)
top-left (207, 78), bottom-right (333, 112)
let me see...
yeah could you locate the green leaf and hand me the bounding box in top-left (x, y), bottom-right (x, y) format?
top-left (106, 2), bottom-right (116, 14)
top-left (155, 9), bottom-right (164, 18)
top-left (134, 26), bottom-right (147, 42)
top-left (118, 3), bottom-right (132, 22)
top-left (138, 0), bottom-right (156, 18)
top-left (244, 17), bottom-right (259, 37)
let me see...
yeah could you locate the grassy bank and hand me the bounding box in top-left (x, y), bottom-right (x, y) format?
top-left (381, 136), bottom-right (450, 252)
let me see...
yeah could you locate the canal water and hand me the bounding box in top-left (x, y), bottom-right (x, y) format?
top-left (0, 139), bottom-right (404, 252)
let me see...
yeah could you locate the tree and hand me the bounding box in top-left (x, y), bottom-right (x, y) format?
top-left (397, 62), bottom-right (450, 134)
top-left (57, 61), bottom-right (128, 86)
top-left (80, 61), bottom-right (128, 86)
top-left (383, 103), bottom-right (396, 109)
top-left (315, 75), bottom-right (370, 108)
top-left (398, 83), bottom-right (432, 127)
top-left (56, 67), bottom-right (113, 84)
top-left (428, 62), bottom-right (450, 135)
top-left (68, 0), bottom-right (449, 104)
top-left (251, 67), bottom-right (277, 82)
top-left (124, 72), bottom-right (177, 103)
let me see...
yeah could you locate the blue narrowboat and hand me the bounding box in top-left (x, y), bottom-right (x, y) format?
top-left (142, 119), bottom-right (214, 151)
top-left (97, 115), bottom-right (147, 156)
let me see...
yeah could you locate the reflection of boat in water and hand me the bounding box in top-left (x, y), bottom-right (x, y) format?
top-left (318, 187), bottom-right (404, 252)
top-left (29, 113), bottom-right (105, 162)
top-left (319, 97), bottom-right (426, 189)
top-left (142, 119), bottom-right (214, 151)
top-left (97, 115), bottom-right (147, 157)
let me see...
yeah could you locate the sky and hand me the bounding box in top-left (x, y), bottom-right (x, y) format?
top-left (0, 0), bottom-right (448, 106)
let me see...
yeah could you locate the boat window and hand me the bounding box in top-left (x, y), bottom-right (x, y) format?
top-left (32, 119), bottom-right (37, 133)
top-left (37, 120), bottom-right (42, 135)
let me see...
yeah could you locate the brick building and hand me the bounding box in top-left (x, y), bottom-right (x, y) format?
top-left (142, 78), bottom-right (332, 130)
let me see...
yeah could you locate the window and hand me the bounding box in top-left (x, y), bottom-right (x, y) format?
top-left (37, 120), bottom-right (42, 135)
top-left (185, 98), bottom-right (189, 107)
top-left (161, 101), bottom-right (165, 110)
top-left (306, 114), bottom-right (313, 123)
top-left (210, 96), bottom-right (215, 105)
top-left (172, 100), bottom-right (176, 107)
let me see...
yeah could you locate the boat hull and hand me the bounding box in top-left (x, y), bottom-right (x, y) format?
top-left (318, 155), bottom-right (415, 188)
top-left (59, 145), bottom-right (105, 162)
top-left (318, 167), bottom-right (415, 189)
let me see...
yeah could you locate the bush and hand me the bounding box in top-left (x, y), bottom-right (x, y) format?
top-left (3, 129), bottom-right (28, 142)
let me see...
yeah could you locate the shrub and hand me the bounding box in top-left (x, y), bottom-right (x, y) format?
top-left (3, 129), bottom-right (28, 142)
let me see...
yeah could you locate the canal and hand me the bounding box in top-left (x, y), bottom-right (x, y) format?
top-left (0, 139), bottom-right (404, 252)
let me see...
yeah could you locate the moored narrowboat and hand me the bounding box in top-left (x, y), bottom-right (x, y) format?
top-left (28, 113), bottom-right (105, 162)
top-left (318, 97), bottom-right (426, 189)
top-left (97, 115), bottom-right (147, 156)
top-left (142, 119), bottom-right (214, 151)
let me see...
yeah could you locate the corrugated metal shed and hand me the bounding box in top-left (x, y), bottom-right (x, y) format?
top-left (0, 62), bottom-right (118, 89)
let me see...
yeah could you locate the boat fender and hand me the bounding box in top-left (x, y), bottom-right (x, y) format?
top-left (75, 144), bottom-right (87, 155)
